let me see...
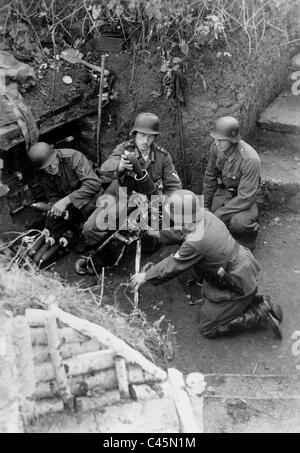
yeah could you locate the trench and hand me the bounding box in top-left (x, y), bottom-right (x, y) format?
top-left (1, 1), bottom-right (300, 382)
top-left (2, 117), bottom-right (300, 379)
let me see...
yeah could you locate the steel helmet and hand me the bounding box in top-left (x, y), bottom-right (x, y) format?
top-left (167, 189), bottom-right (203, 225)
top-left (210, 116), bottom-right (241, 143)
top-left (29, 142), bottom-right (57, 169)
top-left (130, 112), bottom-right (160, 136)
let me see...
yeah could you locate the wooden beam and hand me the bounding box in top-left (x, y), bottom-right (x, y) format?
top-left (35, 349), bottom-right (116, 383)
top-left (35, 365), bottom-right (164, 400)
top-left (33, 339), bottom-right (102, 364)
top-left (45, 308), bottom-right (73, 410)
top-left (30, 326), bottom-right (89, 346)
top-left (114, 355), bottom-right (129, 398)
top-left (52, 306), bottom-right (167, 382)
top-left (167, 368), bottom-right (200, 433)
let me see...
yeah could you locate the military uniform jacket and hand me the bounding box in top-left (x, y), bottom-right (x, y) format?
top-left (203, 140), bottom-right (263, 216)
top-left (100, 140), bottom-right (182, 196)
top-left (145, 211), bottom-right (260, 303)
top-left (39, 149), bottom-right (103, 210)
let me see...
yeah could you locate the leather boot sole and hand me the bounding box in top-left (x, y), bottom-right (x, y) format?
top-left (260, 299), bottom-right (283, 339)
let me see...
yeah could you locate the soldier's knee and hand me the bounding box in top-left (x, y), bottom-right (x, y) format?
top-left (82, 218), bottom-right (93, 240)
top-left (230, 213), bottom-right (249, 234)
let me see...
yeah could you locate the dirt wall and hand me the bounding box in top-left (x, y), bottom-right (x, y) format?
top-left (99, 6), bottom-right (293, 194)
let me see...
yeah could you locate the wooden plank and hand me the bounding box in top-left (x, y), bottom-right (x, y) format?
top-left (30, 326), bottom-right (89, 346)
top-left (45, 308), bottom-right (73, 409)
top-left (114, 355), bottom-right (129, 398)
top-left (52, 306), bottom-right (167, 382)
top-left (33, 339), bottom-right (101, 363)
top-left (167, 368), bottom-right (200, 433)
top-left (34, 365), bottom-right (163, 400)
top-left (75, 391), bottom-right (121, 412)
top-left (35, 349), bottom-right (115, 383)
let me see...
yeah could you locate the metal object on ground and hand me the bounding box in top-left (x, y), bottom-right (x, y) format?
top-left (60, 48), bottom-right (109, 76)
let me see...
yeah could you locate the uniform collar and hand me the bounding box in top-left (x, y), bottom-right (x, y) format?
top-left (224, 143), bottom-right (238, 162)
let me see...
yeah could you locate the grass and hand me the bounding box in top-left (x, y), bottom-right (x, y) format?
top-left (0, 251), bottom-right (168, 367)
top-left (0, 0), bottom-right (296, 58)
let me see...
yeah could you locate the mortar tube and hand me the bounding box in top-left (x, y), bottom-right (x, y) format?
top-left (134, 169), bottom-right (160, 196)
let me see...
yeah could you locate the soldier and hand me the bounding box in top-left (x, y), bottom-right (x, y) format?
top-left (29, 142), bottom-right (103, 240)
top-left (131, 189), bottom-right (283, 339)
top-left (203, 116), bottom-right (263, 250)
top-left (77, 112), bottom-right (182, 274)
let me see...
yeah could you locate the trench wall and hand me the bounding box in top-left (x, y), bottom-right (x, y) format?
top-left (99, 5), bottom-right (295, 194)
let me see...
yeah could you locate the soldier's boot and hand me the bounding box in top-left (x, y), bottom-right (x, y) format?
top-left (252, 294), bottom-right (283, 323)
top-left (207, 296), bottom-right (282, 339)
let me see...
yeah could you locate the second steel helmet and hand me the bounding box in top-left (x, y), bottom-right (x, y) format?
top-left (130, 112), bottom-right (160, 136)
top-left (210, 116), bottom-right (241, 143)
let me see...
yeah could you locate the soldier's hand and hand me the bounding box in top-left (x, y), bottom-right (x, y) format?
top-left (131, 272), bottom-right (146, 292)
top-left (145, 228), bottom-right (160, 239)
top-left (49, 196), bottom-right (70, 218)
top-left (118, 155), bottom-right (133, 173)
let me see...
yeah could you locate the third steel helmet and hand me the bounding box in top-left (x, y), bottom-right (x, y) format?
top-left (130, 112), bottom-right (160, 136)
top-left (210, 116), bottom-right (241, 143)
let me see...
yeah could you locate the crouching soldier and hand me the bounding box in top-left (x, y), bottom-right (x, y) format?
top-left (131, 189), bottom-right (283, 339)
top-left (28, 142), bottom-right (103, 264)
top-left (203, 116), bottom-right (264, 250)
top-left (77, 112), bottom-right (182, 274)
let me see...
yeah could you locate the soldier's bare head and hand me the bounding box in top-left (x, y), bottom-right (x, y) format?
top-left (29, 142), bottom-right (59, 174)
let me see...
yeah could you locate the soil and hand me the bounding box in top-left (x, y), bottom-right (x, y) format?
top-left (49, 207), bottom-right (300, 377)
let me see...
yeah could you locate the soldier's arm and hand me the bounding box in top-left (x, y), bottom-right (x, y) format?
top-left (162, 152), bottom-right (182, 196)
top-left (203, 145), bottom-right (218, 209)
top-left (216, 157), bottom-right (260, 217)
top-left (38, 175), bottom-right (61, 204)
top-left (144, 240), bottom-right (203, 285)
top-left (100, 144), bottom-right (124, 180)
top-left (68, 151), bottom-right (103, 209)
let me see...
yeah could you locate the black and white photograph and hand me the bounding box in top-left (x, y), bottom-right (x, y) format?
top-left (0, 0), bottom-right (299, 437)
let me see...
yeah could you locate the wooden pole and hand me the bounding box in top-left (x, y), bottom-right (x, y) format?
top-left (167, 368), bottom-right (200, 433)
top-left (96, 54), bottom-right (106, 166)
top-left (134, 238), bottom-right (142, 310)
top-left (51, 306), bottom-right (167, 382)
top-left (45, 306), bottom-right (73, 410)
top-left (114, 355), bottom-right (129, 399)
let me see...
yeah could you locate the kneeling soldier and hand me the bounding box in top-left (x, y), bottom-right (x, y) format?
top-left (78, 112), bottom-right (182, 273)
top-left (131, 189), bottom-right (283, 339)
top-left (28, 142), bottom-right (103, 260)
top-left (203, 116), bottom-right (263, 250)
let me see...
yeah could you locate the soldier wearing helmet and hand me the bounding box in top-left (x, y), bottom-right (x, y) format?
top-left (78, 112), bottom-right (182, 274)
top-left (131, 189), bottom-right (283, 340)
top-left (203, 116), bottom-right (263, 250)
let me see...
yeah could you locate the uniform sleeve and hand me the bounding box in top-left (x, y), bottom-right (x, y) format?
top-left (39, 175), bottom-right (60, 204)
top-left (162, 152), bottom-right (182, 196)
top-left (215, 157), bottom-right (260, 218)
top-left (68, 152), bottom-right (103, 209)
top-left (203, 145), bottom-right (218, 209)
top-left (100, 144), bottom-right (124, 182)
top-left (158, 228), bottom-right (185, 245)
top-left (145, 240), bottom-right (203, 285)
